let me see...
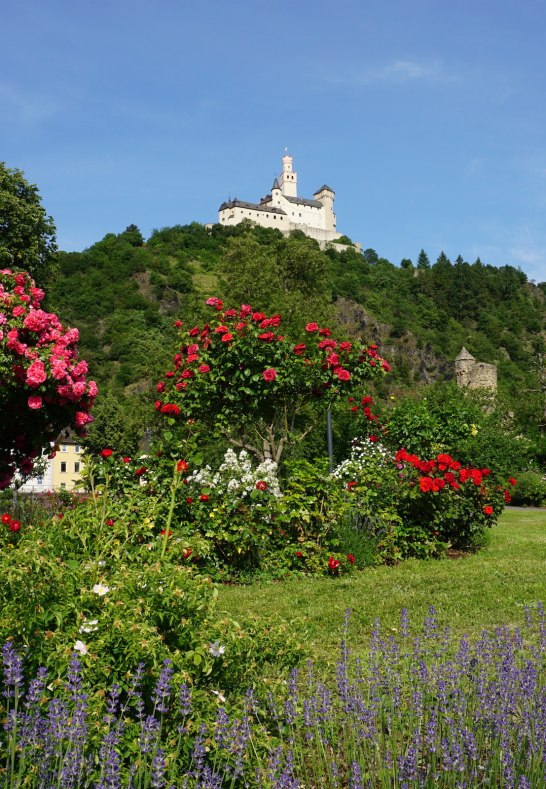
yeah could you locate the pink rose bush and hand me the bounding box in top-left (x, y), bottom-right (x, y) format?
top-left (0, 269), bottom-right (96, 488)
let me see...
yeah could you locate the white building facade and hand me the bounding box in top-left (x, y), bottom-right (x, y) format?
top-left (218, 153), bottom-right (344, 246)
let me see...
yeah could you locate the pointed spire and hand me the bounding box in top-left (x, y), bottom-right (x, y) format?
top-left (272, 177), bottom-right (280, 190)
top-left (455, 347), bottom-right (475, 361)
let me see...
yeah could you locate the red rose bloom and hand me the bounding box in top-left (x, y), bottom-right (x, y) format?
top-left (2, 513), bottom-right (12, 524)
top-left (221, 333), bottom-right (234, 342)
top-left (101, 449), bottom-right (113, 458)
top-left (293, 344), bottom-right (306, 355)
top-left (255, 480), bottom-right (267, 491)
top-left (328, 556), bottom-right (340, 571)
top-left (305, 322), bottom-right (319, 332)
top-left (9, 520), bottom-right (21, 532)
top-left (161, 403), bottom-right (181, 415)
top-left (198, 364), bottom-right (211, 374)
top-left (186, 497), bottom-right (193, 504)
top-left (508, 477), bottom-right (517, 486)
top-left (177, 459), bottom-right (189, 473)
top-left (347, 554), bottom-right (356, 565)
top-left (199, 494), bottom-right (209, 502)
top-left (262, 368), bottom-right (277, 381)
top-left (295, 551), bottom-right (304, 558)
top-left (183, 548), bottom-right (193, 559)
top-left (252, 312), bottom-right (265, 321)
top-left (135, 467), bottom-right (147, 477)
top-left (483, 505), bottom-right (494, 516)
top-left (504, 490), bottom-right (512, 503)
top-left (156, 382), bottom-right (165, 392)
top-left (188, 327), bottom-right (200, 336)
top-left (258, 332), bottom-right (275, 342)
top-left (106, 519), bottom-right (116, 526)
top-left (347, 481), bottom-right (357, 490)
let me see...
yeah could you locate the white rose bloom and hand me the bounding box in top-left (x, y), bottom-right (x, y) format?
top-left (92, 583), bottom-right (110, 596)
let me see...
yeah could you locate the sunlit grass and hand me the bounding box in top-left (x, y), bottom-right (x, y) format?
top-left (218, 508), bottom-right (546, 665)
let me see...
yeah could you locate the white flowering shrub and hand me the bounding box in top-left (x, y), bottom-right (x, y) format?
top-left (187, 448), bottom-right (282, 500)
top-left (333, 437), bottom-right (391, 486)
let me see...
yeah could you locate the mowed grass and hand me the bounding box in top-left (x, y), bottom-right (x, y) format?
top-left (218, 508), bottom-right (546, 665)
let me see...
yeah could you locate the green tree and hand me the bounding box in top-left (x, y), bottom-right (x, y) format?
top-left (0, 162), bottom-right (57, 284)
top-left (417, 249), bottom-right (431, 270)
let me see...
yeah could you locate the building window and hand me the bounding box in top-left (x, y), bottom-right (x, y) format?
top-left (74, 462), bottom-right (80, 473)
top-left (60, 462), bottom-right (67, 473)
top-left (36, 476), bottom-right (43, 485)
top-left (75, 445), bottom-right (81, 453)
top-left (61, 444), bottom-right (67, 452)
top-left (61, 483), bottom-right (66, 489)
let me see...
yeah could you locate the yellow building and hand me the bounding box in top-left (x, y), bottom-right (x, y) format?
top-left (18, 431), bottom-right (84, 492)
top-left (52, 434), bottom-right (84, 490)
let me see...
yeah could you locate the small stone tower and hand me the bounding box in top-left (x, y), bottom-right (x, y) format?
top-left (455, 347), bottom-right (497, 391)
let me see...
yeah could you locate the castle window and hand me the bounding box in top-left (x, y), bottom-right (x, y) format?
top-left (61, 444), bottom-right (67, 452)
top-left (74, 462), bottom-right (80, 473)
top-left (60, 462), bottom-right (67, 473)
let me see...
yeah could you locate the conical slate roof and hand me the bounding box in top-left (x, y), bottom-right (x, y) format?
top-left (272, 178), bottom-right (280, 190)
top-left (314, 184), bottom-right (334, 195)
top-left (455, 346), bottom-right (475, 361)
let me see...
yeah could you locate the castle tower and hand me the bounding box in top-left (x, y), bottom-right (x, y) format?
top-left (279, 152), bottom-right (297, 197)
top-left (454, 347), bottom-right (476, 388)
top-left (271, 177), bottom-right (282, 206)
top-left (314, 185), bottom-right (336, 232)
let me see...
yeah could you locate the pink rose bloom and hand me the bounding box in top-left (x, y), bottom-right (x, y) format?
top-left (71, 360), bottom-right (88, 378)
top-left (0, 313), bottom-right (6, 325)
top-left (23, 310), bottom-right (51, 332)
top-left (28, 395), bottom-right (43, 410)
top-left (263, 368), bottom-right (277, 382)
top-left (12, 305), bottom-right (26, 317)
top-left (75, 411), bottom-right (93, 427)
top-left (26, 360), bottom-right (47, 388)
top-left (63, 328), bottom-right (79, 344)
top-left (71, 381), bottom-right (86, 398)
top-left (87, 381), bottom-right (98, 398)
top-left (51, 359), bottom-right (67, 380)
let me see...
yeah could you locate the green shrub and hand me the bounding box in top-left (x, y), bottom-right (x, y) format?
top-left (0, 487), bottom-right (305, 698)
top-left (510, 471), bottom-right (546, 507)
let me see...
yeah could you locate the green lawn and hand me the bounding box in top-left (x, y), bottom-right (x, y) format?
top-left (218, 508), bottom-right (546, 665)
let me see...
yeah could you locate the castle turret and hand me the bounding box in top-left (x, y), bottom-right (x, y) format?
top-left (454, 347), bottom-right (476, 388)
top-left (279, 152), bottom-right (297, 197)
top-left (271, 177), bottom-right (282, 206)
top-left (314, 184), bottom-right (336, 232)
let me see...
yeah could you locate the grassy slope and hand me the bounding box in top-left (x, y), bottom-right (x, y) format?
top-left (218, 509), bottom-right (546, 666)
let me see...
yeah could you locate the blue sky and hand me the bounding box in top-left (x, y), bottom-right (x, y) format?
top-left (2, 0), bottom-right (546, 282)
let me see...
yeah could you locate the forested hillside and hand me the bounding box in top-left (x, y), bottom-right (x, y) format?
top-left (45, 222), bottom-right (546, 454)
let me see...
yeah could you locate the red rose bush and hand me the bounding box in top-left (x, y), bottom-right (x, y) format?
top-left (0, 269), bottom-right (96, 487)
top-left (155, 297), bottom-right (389, 462)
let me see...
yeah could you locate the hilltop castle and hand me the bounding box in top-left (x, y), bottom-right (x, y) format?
top-left (217, 153), bottom-right (345, 247)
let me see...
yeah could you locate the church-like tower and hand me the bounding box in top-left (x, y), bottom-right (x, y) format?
top-left (279, 152), bottom-right (297, 197)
